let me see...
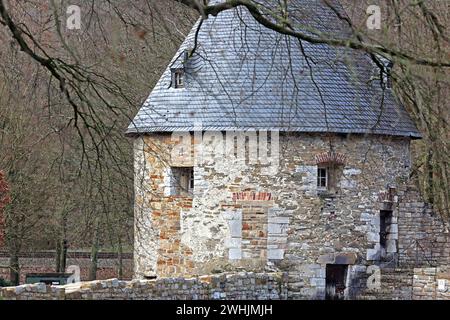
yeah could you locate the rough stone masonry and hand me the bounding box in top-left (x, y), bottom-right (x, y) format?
top-left (0, 272), bottom-right (287, 300)
top-left (132, 132), bottom-right (450, 299)
top-left (1, 268), bottom-right (449, 300)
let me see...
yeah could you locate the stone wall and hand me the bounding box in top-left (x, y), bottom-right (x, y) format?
top-left (0, 251), bottom-right (133, 283)
top-left (412, 267), bottom-right (450, 300)
top-left (397, 187), bottom-right (450, 267)
top-left (134, 133), bottom-right (409, 289)
top-left (355, 268), bottom-right (414, 300)
top-left (350, 267), bottom-right (450, 300)
top-left (0, 272), bottom-right (287, 300)
top-left (133, 132), bottom-right (450, 299)
top-left (2, 268), bottom-right (450, 300)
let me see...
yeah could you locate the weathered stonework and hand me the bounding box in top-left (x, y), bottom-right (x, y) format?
top-left (397, 188), bottom-right (450, 267)
top-left (1, 268), bottom-right (449, 300)
top-left (0, 272), bottom-right (287, 300)
top-left (412, 267), bottom-right (450, 300)
top-left (132, 132), bottom-right (450, 299)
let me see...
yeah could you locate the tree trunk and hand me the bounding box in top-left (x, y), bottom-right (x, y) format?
top-left (89, 242), bottom-right (99, 281)
top-left (60, 239), bottom-right (67, 273)
top-left (426, 148), bottom-right (434, 204)
top-left (55, 240), bottom-right (61, 272)
top-left (117, 236), bottom-right (123, 280)
top-left (9, 252), bottom-right (19, 286)
top-left (89, 217), bottom-right (100, 281)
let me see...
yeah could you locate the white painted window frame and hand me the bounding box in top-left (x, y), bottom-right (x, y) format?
top-left (317, 167), bottom-right (328, 189)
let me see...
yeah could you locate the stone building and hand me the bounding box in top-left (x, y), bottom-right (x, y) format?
top-left (127, 1), bottom-right (450, 299)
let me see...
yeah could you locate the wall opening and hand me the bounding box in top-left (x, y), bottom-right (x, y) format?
top-left (325, 264), bottom-right (348, 300)
top-left (380, 210), bottom-right (393, 259)
top-left (317, 167), bottom-right (328, 189)
top-left (172, 69), bottom-right (185, 88)
top-left (317, 163), bottom-right (343, 194)
top-left (170, 167), bottom-right (194, 196)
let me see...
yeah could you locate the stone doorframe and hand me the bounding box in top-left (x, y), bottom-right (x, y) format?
top-left (317, 252), bottom-right (358, 299)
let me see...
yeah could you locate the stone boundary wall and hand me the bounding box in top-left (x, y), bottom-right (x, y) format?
top-left (0, 251), bottom-right (133, 283)
top-left (0, 272), bottom-right (287, 300)
top-left (2, 269), bottom-right (450, 300)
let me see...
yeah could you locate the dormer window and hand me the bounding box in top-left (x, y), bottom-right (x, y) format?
top-left (383, 61), bottom-right (393, 89)
top-left (172, 69), bottom-right (185, 89)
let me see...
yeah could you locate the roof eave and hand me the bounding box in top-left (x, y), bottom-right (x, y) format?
top-left (125, 126), bottom-right (422, 139)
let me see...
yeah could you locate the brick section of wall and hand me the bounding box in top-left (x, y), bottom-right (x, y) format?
top-left (241, 205), bottom-right (268, 261)
top-left (155, 197), bottom-right (195, 276)
top-left (233, 192), bottom-right (273, 201)
top-left (0, 272), bottom-right (287, 300)
top-left (0, 251), bottom-right (133, 283)
top-left (314, 151), bottom-right (346, 165)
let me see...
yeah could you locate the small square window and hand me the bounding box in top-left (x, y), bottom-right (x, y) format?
top-left (317, 167), bottom-right (328, 188)
top-left (171, 167), bottom-right (193, 196)
top-left (173, 70), bottom-right (184, 88)
top-left (317, 165), bottom-right (342, 193)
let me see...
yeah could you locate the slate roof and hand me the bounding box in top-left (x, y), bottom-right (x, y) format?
top-left (127, 0), bottom-right (421, 138)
